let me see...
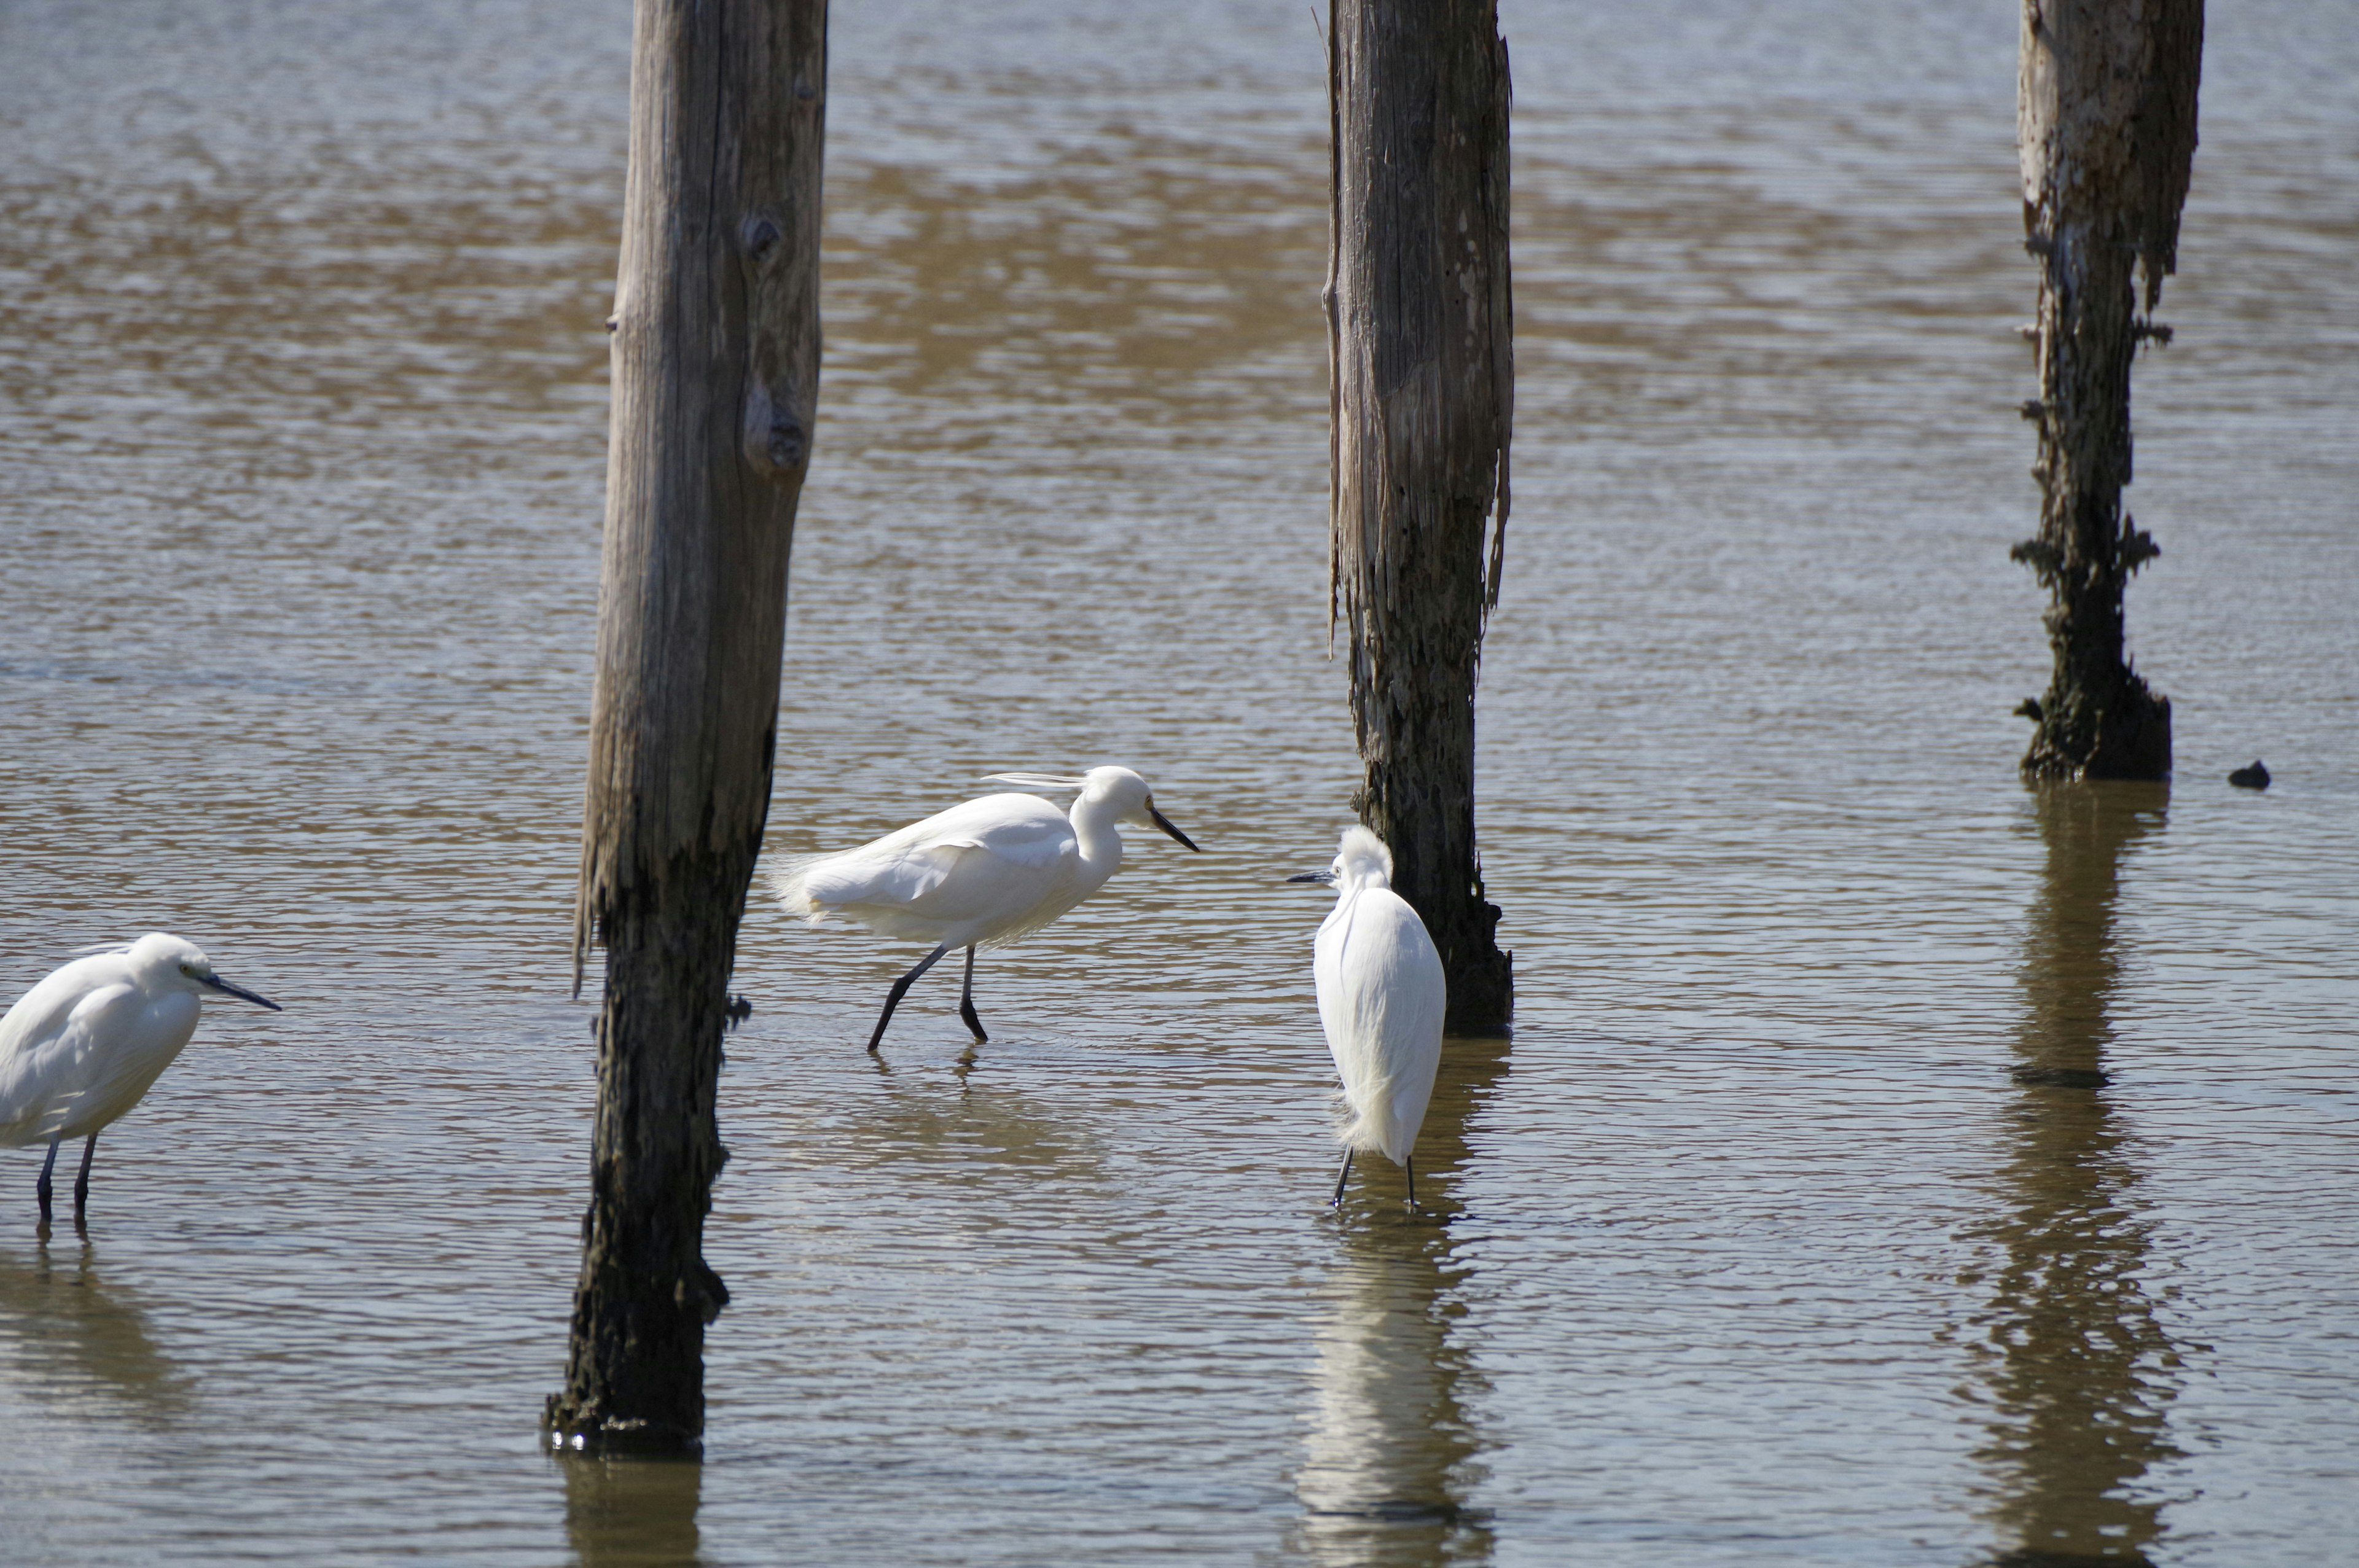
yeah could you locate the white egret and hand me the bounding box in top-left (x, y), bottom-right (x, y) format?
top-left (1, 933), bottom-right (281, 1227)
top-left (770, 766), bottom-right (1200, 1053)
top-left (1289, 827), bottom-right (1445, 1206)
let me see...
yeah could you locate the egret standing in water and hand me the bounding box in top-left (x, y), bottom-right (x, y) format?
top-left (1290, 827), bottom-right (1445, 1206)
top-left (771, 766), bottom-right (1200, 1053)
top-left (1, 934), bottom-right (281, 1227)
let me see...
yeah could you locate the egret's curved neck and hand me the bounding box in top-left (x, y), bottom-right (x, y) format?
top-left (1068, 792), bottom-right (1127, 886)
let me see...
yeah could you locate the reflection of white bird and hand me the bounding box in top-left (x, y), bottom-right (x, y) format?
top-left (2, 934), bottom-right (281, 1227)
top-left (1296, 1252), bottom-right (1463, 1553)
top-left (771, 766), bottom-right (1200, 1053)
top-left (1291, 827), bottom-right (1446, 1206)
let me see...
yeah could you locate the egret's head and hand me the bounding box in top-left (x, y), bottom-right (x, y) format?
top-left (1082, 765), bottom-right (1155, 817)
top-left (982, 766), bottom-right (1200, 851)
top-left (1286, 825), bottom-right (1393, 892)
top-left (129, 932), bottom-right (283, 1010)
top-left (1086, 766), bottom-right (1200, 851)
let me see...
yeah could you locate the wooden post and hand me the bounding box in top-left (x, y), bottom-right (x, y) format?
top-left (546, 0), bottom-right (827, 1454)
top-left (1326, 0), bottom-right (1514, 1034)
top-left (2012, 0), bottom-right (2202, 780)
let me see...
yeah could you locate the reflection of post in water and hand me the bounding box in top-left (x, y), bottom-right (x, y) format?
top-left (560, 1452), bottom-right (704, 1568)
top-left (1971, 782), bottom-right (2181, 1567)
top-left (1290, 1032), bottom-right (1508, 1568)
top-left (0, 1239), bottom-right (189, 1427)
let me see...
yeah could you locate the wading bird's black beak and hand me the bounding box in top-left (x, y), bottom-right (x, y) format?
top-left (1286, 869), bottom-right (1338, 884)
top-left (1148, 803), bottom-right (1200, 852)
top-left (201, 973), bottom-right (283, 1011)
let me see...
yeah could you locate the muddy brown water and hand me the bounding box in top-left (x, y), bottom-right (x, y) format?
top-left (2, 2), bottom-right (2353, 1564)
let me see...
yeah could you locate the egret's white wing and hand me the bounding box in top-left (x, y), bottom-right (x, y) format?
top-left (0, 959), bottom-right (103, 1065)
top-left (0, 973), bottom-right (152, 1145)
top-left (1313, 887), bottom-right (1446, 1163)
top-left (792, 793), bottom-right (1080, 944)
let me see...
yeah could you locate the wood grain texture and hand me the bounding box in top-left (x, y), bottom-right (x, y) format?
top-left (549, 0), bottom-right (827, 1453)
top-left (2013, 0), bottom-right (2201, 781)
top-left (1326, 0), bottom-right (1514, 1034)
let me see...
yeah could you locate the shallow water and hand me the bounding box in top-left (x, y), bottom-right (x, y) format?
top-left (1, 1), bottom-right (2354, 1563)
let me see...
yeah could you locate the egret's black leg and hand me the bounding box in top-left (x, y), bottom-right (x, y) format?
top-left (1404, 1155), bottom-right (1417, 1209)
top-left (36, 1136), bottom-right (60, 1227)
top-left (957, 945), bottom-right (987, 1044)
top-left (73, 1134), bottom-right (97, 1223)
top-left (1329, 1149), bottom-right (1355, 1207)
top-left (867, 942), bottom-right (952, 1054)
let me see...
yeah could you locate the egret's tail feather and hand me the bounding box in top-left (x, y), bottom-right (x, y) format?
top-left (764, 854), bottom-right (835, 926)
top-left (1329, 1085), bottom-right (1417, 1164)
top-left (1329, 1090), bottom-right (1381, 1155)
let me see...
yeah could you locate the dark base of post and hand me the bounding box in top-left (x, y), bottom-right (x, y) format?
top-left (545, 881), bottom-right (737, 1459)
top-left (1444, 946), bottom-right (1513, 1037)
top-left (2023, 676), bottom-right (2171, 782)
top-left (542, 1395), bottom-right (705, 1457)
top-left (1440, 889), bottom-right (1512, 1037)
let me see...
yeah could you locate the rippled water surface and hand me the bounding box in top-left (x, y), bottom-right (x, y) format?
top-left (2, 2), bottom-right (2354, 1563)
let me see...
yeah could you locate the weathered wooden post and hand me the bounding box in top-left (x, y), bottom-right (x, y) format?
top-left (2011, 0), bottom-right (2202, 780)
top-left (1324, 0), bottom-right (1515, 1034)
top-left (546, 0), bottom-right (827, 1453)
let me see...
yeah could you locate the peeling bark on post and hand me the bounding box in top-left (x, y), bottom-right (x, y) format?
top-left (546, 0), bottom-right (827, 1454)
top-left (2012, 0), bottom-right (2201, 780)
top-left (1326, 0), bottom-right (1514, 1034)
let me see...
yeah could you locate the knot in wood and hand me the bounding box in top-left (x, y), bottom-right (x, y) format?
top-left (741, 216), bottom-right (783, 263)
top-left (742, 381), bottom-right (810, 482)
top-left (764, 414), bottom-right (805, 471)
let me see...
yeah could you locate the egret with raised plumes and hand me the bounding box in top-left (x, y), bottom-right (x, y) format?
top-left (1290, 827), bottom-right (1446, 1206)
top-left (770, 766), bottom-right (1200, 1053)
top-left (1, 933), bottom-right (281, 1227)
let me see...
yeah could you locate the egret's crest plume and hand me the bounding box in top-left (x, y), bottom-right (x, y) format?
top-left (1334, 825), bottom-right (1395, 885)
top-left (981, 773), bottom-right (1090, 792)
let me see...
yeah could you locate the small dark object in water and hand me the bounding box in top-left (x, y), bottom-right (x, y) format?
top-left (724, 994), bottom-right (753, 1029)
top-left (2014, 696), bottom-right (2043, 721)
top-left (2229, 760), bottom-right (2271, 790)
top-left (2012, 1064), bottom-right (2110, 1089)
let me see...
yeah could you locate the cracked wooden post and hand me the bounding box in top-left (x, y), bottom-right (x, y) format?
top-left (2011, 0), bottom-right (2202, 780)
top-left (1326, 0), bottom-right (1514, 1034)
top-left (546, 0), bottom-right (827, 1454)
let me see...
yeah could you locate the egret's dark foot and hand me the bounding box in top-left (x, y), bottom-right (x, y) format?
top-left (73, 1135), bottom-right (95, 1224)
top-left (958, 946), bottom-right (987, 1043)
top-left (35, 1138), bottom-right (58, 1230)
top-left (2229, 759), bottom-right (2271, 789)
top-left (1329, 1150), bottom-right (1355, 1207)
